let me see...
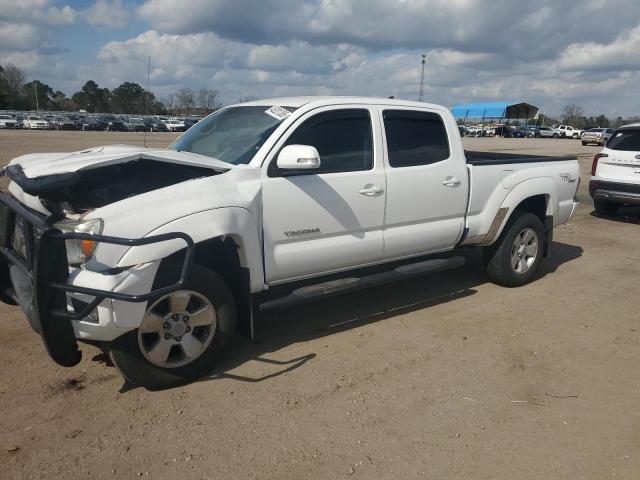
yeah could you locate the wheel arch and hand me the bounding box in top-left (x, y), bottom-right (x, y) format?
top-left (116, 208), bottom-right (263, 338)
top-left (485, 177), bottom-right (556, 247)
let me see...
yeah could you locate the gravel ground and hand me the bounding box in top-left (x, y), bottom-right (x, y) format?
top-left (0, 131), bottom-right (639, 479)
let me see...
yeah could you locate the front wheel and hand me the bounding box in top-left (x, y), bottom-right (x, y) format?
top-left (109, 264), bottom-right (236, 389)
top-left (484, 212), bottom-right (546, 287)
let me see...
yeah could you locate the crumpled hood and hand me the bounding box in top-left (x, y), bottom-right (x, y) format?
top-left (8, 144), bottom-right (232, 178)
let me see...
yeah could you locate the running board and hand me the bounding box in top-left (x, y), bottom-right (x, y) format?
top-left (260, 256), bottom-right (466, 311)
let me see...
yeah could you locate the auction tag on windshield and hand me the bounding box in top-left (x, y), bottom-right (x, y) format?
top-left (265, 106), bottom-right (292, 121)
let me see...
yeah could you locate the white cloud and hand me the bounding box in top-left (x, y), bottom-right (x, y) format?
top-left (0, 0), bottom-right (76, 26)
top-left (3, 1), bottom-right (640, 116)
top-left (558, 25), bottom-right (640, 72)
top-left (83, 0), bottom-right (128, 29)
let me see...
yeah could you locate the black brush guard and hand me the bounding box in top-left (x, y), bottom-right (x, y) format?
top-left (0, 190), bottom-right (195, 367)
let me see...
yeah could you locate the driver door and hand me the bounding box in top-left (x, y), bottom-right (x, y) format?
top-left (261, 106), bottom-right (386, 284)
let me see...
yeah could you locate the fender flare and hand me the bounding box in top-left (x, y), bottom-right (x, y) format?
top-left (116, 207), bottom-right (264, 294)
top-left (483, 177), bottom-right (557, 245)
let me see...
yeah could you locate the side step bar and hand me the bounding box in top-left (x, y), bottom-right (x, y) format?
top-left (260, 256), bottom-right (466, 311)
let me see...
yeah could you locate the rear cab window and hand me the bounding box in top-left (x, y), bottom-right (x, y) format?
top-left (382, 110), bottom-right (450, 167)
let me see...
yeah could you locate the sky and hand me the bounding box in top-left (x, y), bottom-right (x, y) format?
top-left (1, 0), bottom-right (639, 116)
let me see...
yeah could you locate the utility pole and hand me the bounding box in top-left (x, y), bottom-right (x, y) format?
top-left (146, 56), bottom-right (150, 116)
top-left (144, 56), bottom-right (151, 148)
top-left (418, 53), bottom-right (426, 102)
top-left (34, 82), bottom-right (39, 113)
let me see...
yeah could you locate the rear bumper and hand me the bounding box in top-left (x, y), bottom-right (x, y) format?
top-left (0, 188), bottom-right (195, 366)
top-left (589, 180), bottom-right (640, 205)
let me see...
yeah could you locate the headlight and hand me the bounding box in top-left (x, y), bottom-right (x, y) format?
top-left (54, 219), bottom-right (103, 266)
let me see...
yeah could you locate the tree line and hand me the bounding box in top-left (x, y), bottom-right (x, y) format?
top-left (0, 63), bottom-right (222, 116)
top-left (3, 63), bottom-right (639, 125)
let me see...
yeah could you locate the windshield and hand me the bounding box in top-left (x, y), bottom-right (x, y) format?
top-left (170, 106), bottom-right (295, 165)
top-left (607, 129), bottom-right (640, 151)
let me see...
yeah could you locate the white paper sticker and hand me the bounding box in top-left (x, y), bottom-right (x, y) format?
top-left (264, 106), bottom-right (292, 121)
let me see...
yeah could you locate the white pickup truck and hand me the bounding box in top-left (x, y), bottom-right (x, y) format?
top-left (0, 97), bottom-right (580, 388)
top-left (557, 125), bottom-right (583, 139)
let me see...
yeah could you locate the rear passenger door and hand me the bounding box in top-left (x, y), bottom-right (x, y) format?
top-left (380, 108), bottom-right (468, 259)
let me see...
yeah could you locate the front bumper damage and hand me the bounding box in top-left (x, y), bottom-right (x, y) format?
top-left (0, 189), bottom-right (195, 367)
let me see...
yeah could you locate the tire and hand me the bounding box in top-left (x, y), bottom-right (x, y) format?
top-left (552, 133), bottom-right (559, 138)
top-left (109, 264), bottom-right (236, 389)
top-left (582, 141), bottom-right (587, 145)
top-left (484, 212), bottom-right (546, 288)
top-left (594, 200), bottom-right (619, 216)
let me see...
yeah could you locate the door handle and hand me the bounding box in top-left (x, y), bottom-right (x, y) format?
top-left (359, 185), bottom-right (384, 196)
top-left (442, 177), bottom-right (461, 187)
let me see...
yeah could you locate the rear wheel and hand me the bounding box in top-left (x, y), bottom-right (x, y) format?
top-left (109, 264), bottom-right (236, 389)
top-left (582, 141), bottom-right (587, 145)
top-left (594, 200), bottom-right (619, 216)
top-left (553, 133), bottom-right (559, 138)
top-left (484, 212), bottom-right (546, 287)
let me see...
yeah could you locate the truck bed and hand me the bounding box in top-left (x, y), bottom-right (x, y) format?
top-left (466, 150), bottom-right (577, 166)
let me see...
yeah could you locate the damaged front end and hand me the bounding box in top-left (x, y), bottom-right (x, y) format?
top-left (5, 157), bottom-right (219, 214)
top-left (0, 153), bottom-right (218, 366)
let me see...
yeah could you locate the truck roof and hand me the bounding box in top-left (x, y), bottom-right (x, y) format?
top-left (233, 96), bottom-right (446, 111)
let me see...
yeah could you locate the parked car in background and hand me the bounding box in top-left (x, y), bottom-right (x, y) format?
top-left (23, 116), bottom-right (49, 129)
top-left (557, 125), bottom-right (583, 139)
top-left (538, 126), bottom-right (561, 138)
top-left (590, 124), bottom-right (640, 215)
top-left (164, 118), bottom-right (186, 132)
top-left (581, 128), bottom-right (615, 146)
top-left (13, 114), bottom-right (25, 128)
top-left (98, 115), bottom-right (127, 132)
top-left (79, 117), bottom-right (102, 131)
top-left (184, 118), bottom-right (199, 130)
top-left (493, 125), bottom-right (514, 137)
top-left (0, 114), bottom-right (17, 129)
top-left (52, 116), bottom-right (76, 131)
top-left (125, 118), bottom-right (151, 132)
top-left (513, 127), bottom-right (538, 138)
top-left (512, 128), bottom-right (528, 138)
top-left (525, 126), bottom-right (540, 138)
top-left (145, 118), bottom-right (169, 132)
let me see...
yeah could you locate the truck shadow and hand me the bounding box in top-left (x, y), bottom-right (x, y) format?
top-left (590, 206), bottom-right (640, 225)
top-left (188, 240), bottom-right (583, 387)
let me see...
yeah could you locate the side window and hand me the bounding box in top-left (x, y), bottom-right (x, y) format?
top-left (271, 109), bottom-right (373, 175)
top-left (383, 110), bottom-right (450, 168)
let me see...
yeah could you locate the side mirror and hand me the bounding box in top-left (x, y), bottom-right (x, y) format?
top-left (277, 145), bottom-right (321, 170)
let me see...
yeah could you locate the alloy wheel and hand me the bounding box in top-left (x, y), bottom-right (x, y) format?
top-left (137, 290), bottom-right (216, 368)
top-left (510, 227), bottom-right (539, 274)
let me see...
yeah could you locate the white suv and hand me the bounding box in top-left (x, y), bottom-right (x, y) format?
top-left (538, 126), bottom-right (561, 138)
top-left (589, 124), bottom-right (640, 215)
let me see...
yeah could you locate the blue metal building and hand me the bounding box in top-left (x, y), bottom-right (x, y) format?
top-left (451, 101), bottom-right (539, 123)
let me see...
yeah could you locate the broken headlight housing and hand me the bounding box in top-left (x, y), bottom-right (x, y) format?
top-left (54, 218), bottom-right (103, 266)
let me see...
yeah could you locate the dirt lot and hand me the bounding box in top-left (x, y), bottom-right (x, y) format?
top-left (1, 131), bottom-right (639, 479)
